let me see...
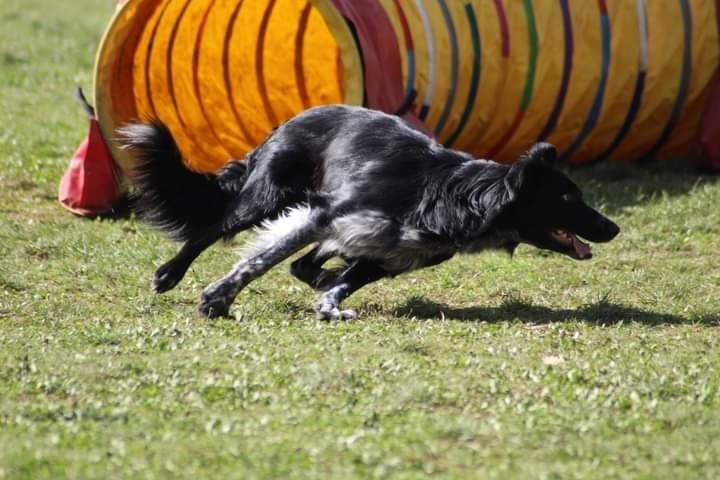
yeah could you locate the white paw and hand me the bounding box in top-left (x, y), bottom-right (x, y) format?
top-left (316, 305), bottom-right (358, 321)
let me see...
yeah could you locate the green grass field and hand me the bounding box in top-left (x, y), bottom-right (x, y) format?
top-left (1, 1), bottom-right (720, 478)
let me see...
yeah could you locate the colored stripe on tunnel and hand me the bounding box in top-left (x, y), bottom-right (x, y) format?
top-left (434, 0), bottom-right (458, 137)
top-left (494, 0), bottom-right (509, 57)
top-left (446, 3), bottom-right (481, 148)
top-left (166, 0), bottom-right (193, 129)
top-left (637, 0), bottom-right (649, 71)
top-left (256, 0), bottom-right (279, 127)
top-left (487, 0), bottom-right (538, 158)
top-left (643, 0), bottom-right (692, 159)
top-left (391, 0), bottom-right (417, 111)
top-left (192, 0), bottom-right (227, 149)
top-left (414, 0), bottom-right (435, 120)
top-left (520, 0), bottom-right (539, 111)
top-left (560, 0), bottom-right (611, 162)
top-left (222, 1), bottom-right (254, 144)
top-left (537, 0), bottom-right (573, 142)
top-left (593, 72), bottom-right (646, 163)
top-left (144, 0), bottom-right (173, 119)
top-left (294, 3), bottom-right (313, 110)
top-left (591, 0), bottom-right (648, 163)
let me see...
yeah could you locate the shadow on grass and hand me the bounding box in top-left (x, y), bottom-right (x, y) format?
top-left (394, 295), bottom-right (719, 327)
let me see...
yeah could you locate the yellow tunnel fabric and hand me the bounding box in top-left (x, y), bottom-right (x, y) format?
top-left (96, 0), bottom-right (362, 173)
top-left (95, 0), bottom-right (719, 174)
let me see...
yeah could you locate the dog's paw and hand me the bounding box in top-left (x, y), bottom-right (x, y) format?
top-left (198, 281), bottom-right (239, 319)
top-left (198, 294), bottom-right (231, 319)
top-left (153, 263), bottom-right (182, 294)
top-left (315, 305), bottom-right (358, 321)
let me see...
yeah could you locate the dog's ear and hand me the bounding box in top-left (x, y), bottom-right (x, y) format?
top-left (462, 151), bottom-right (555, 237)
top-left (522, 142), bottom-right (558, 166)
top-left (503, 154), bottom-right (551, 203)
top-left (501, 143), bottom-right (557, 202)
top-left (468, 163), bottom-right (529, 235)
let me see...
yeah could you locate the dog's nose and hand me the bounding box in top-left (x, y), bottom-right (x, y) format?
top-left (604, 220), bottom-right (620, 240)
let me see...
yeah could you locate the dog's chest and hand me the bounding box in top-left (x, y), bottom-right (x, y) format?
top-left (318, 211), bottom-right (455, 273)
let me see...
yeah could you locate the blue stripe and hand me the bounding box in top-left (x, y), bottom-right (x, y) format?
top-left (434, 0), bottom-right (458, 137)
top-left (643, 0), bottom-right (692, 159)
top-left (403, 50), bottom-right (417, 109)
top-left (560, 10), bottom-right (611, 161)
top-left (446, 4), bottom-right (481, 147)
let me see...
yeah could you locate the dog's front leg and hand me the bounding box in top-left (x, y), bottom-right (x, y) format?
top-left (289, 246), bottom-right (347, 290)
top-left (315, 259), bottom-right (387, 321)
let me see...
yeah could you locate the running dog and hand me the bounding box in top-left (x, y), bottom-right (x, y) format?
top-left (118, 105), bottom-right (619, 320)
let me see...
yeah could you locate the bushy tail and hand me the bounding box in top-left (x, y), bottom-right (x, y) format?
top-left (117, 121), bottom-right (247, 242)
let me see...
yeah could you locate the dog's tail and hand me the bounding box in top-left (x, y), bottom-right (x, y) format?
top-left (117, 121), bottom-right (247, 242)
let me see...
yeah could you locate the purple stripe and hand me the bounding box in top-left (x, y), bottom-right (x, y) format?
top-left (590, 71), bottom-right (646, 163)
top-left (536, 0), bottom-right (573, 142)
top-left (559, 2), bottom-right (611, 162)
top-left (643, 0), bottom-right (692, 159)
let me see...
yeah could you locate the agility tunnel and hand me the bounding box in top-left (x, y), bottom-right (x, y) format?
top-left (94, 0), bottom-right (720, 174)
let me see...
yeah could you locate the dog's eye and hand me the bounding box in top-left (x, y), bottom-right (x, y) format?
top-left (562, 193), bottom-right (580, 203)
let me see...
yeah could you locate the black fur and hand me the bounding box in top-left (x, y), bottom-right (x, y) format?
top-left (117, 122), bottom-right (247, 242)
top-left (119, 105), bottom-right (619, 319)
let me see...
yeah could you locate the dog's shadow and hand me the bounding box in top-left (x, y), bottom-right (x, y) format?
top-left (390, 295), bottom-right (718, 327)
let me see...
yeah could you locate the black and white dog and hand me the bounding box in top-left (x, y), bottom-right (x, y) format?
top-left (119, 105), bottom-right (619, 320)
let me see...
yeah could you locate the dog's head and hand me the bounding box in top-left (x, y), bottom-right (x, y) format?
top-left (499, 143), bottom-right (619, 260)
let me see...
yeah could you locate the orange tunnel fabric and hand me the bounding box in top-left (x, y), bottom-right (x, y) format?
top-left (95, 0), bottom-right (720, 174)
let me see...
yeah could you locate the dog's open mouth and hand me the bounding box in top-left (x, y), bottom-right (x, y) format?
top-left (552, 230), bottom-right (592, 259)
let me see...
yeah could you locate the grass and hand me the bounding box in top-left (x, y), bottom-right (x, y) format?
top-left (1, 0), bottom-right (720, 478)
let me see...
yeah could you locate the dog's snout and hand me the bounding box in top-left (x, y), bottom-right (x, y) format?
top-left (608, 221), bottom-right (620, 239)
top-left (601, 219), bottom-right (620, 241)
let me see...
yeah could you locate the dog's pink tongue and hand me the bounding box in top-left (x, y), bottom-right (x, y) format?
top-left (571, 235), bottom-right (592, 259)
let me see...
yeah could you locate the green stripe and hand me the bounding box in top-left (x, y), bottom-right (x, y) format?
top-left (446, 3), bottom-right (481, 147)
top-left (520, 0), bottom-right (538, 111)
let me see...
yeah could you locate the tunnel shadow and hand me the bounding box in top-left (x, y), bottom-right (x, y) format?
top-left (564, 158), bottom-right (720, 216)
top-left (393, 295), bottom-right (719, 327)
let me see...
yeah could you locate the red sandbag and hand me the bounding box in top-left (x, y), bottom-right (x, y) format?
top-left (59, 89), bottom-right (121, 216)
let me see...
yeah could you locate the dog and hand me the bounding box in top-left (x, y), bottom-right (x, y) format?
top-left (118, 105), bottom-right (619, 320)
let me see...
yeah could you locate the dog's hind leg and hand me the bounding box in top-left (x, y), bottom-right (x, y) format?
top-left (153, 228), bottom-right (224, 293)
top-left (314, 259), bottom-right (388, 320)
top-left (153, 179), bottom-right (302, 294)
top-left (153, 206), bottom-right (270, 293)
top-left (198, 206), bottom-right (328, 318)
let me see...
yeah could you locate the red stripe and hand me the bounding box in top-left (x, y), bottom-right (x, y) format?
top-left (144, 1), bottom-right (173, 119)
top-left (222, 0), bottom-right (254, 143)
top-left (486, 110), bottom-right (525, 158)
top-left (598, 0), bottom-right (608, 15)
top-left (335, 48), bottom-right (345, 100)
top-left (192, 0), bottom-right (226, 149)
top-left (294, 2), bottom-right (312, 110)
top-left (331, 0), bottom-right (405, 112)
top-left (494, 0), bottom-right (510, 57)
top-left (256, 0), bottom-right (279, 126)
top-left (391, 0), bottom-right (414, 50)
top-left (166, 0), bottom-right (192, 129)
